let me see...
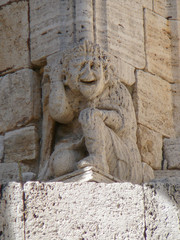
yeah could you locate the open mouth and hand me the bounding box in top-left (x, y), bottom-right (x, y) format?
top-left (80, 79), bottom-right (97, 85)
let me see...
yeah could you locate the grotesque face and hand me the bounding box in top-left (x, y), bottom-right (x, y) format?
top-left (64, 55), bottom-right (106, 100)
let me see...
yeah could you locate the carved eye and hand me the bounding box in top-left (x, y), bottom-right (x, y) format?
top-left (80, 62), bottom-right (86, 70)
top-left (90, 62), bottom-right (95, 69)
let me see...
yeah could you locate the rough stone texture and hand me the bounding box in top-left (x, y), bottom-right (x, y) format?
top-left (146, 9), bottom-right (180, 83)
top-left (0, 136), bottom-right (4, 162)
top-left (4, 126), bottom-right (39, 163)
top-left (154, 170), bottom-right (180, 179)
top-left (0, 1), bottom-right (29, 74)
top-left (164, 137), bottom-right (180, 169)
top-left (24, 182), bottom-right (144, 240)
top-left (142, 162), bottom-right (155, 183)
top-left (0, 163), bottom-right (19, 184)
top-left (154, 0), bottom-right (180, 20)
top-left (95, 0), bottom-right (145, 68)
top-left (133, 70), bottom-right (174, 137)
top-left (0, 183), bottom-right (24, 240)
top-left (0, 69), bottom-right (40, 134)
top-left (30, 0), bottom-right (75, 65)
top-left (137, 124), bottom-right (163, 170)
top-left (144, 179), bottom-right (180, 240)
top-left (172, 83), bottom-right (180, 137)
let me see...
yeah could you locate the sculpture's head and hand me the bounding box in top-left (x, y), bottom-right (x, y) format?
top-left (61, 41), bottom-right (113, 100)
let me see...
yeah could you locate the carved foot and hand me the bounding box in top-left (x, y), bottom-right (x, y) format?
top-left (77, 156), bottom-right (109, 174)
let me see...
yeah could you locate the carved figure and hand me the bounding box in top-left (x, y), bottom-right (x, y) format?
top-left (39, 41), bottom-right (143, 183)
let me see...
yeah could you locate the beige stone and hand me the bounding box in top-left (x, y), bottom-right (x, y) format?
top-left (0, 136), bottom-right (4, 162)
top-left (146, 9), bottom-right (180, 83)
top-left (144, 180), bottom-right (180, 239)
top-left (142, 162), bottom-right (155, 183)
top-left (95, 0), bottom-right (145, 68)
top-left (133, 70), bottom-right (174, 137)
top-left (171, 83), bottom-right (180, 136)
top-left (4, 126), bottom-right (39, 163)
top-left (24, 182), bottom-right (144, 239)
top-left (154, 170), bottom-right (180, 179)
top-left (0, 183), bottom-right (24, 240)
top-left (118, 58), bottom-right (136, 86)
top-left (39, 42), bottom-right (143, 184)
top-left (154, 0), bottom-right (180, 20)
top-left (0, 1), bottom-right (29, 73)
top-left (0, 163), bottom-right (19, 184)
top-left (30, 0), bottom-right (75, 65)
top-left (0, 69), bottom-right (40, 134)
top-left (163, 137), bottom-right (180, 169)
top-left (137, 124), bottom-right (163, 169)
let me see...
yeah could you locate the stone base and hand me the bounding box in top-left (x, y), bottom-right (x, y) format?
top-left (50, 166), bottom-right (121, 183)
top-left (154, 170), bottom-right (180, 180)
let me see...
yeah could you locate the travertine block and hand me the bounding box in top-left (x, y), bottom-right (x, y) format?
top-left (0, 163), bottom-right (19, 184)
top-left (154, 0), bottom-right (180, 20)
top-left (154, 170), bottom-right (180, 179)
top-left (24, 182), bottom-right (144, 239)
top-left (0, 136), bottom-right (4, 162)
top-left (134, 71), bottom-right (174, 137)
top-left (30, 0), bottom-right (74, 65)
top-left (95, 0), bottom-right (145, 68)
top-left (171, 83), bottom-right (180, 136)
top-left (144, 180), bottom-right (180, 239)
top-left (146, 9), bottom-right (180, 83)
top-left (164, 137), bottom-right (180, 169)
top-left (4, 126), bottom-right (39, 163)
top-left (0, 69), bottom-right (40, 134)
top-left (0, 1), bottom-right (29, 73)
top-left (137, 124), bottom-right (163, 169)
top-left (0, 183), bottom-right (24, 239)
top-left (118, 58), bottom-right (136, 86)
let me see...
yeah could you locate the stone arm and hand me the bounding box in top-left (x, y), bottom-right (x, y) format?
top-left (49, 80), bottom-right (74, 124)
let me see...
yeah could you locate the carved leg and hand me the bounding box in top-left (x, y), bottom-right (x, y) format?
top-left (78, 109), bottom-right (110, 173)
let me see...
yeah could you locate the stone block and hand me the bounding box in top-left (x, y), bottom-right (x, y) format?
top-left (146, 9), bottom-right (180, 83)
top-left (30, 0), bottom-right (74, 65)
top-left (0, 136), bottom-right (4, 162)
top-left (154, 170), bottom-right (180, 180)
top-left (171, 83), bottom-right (180, 136)
top-left (137, 124), bottom-right (163, 169)
top-left (144, 180), bottom-right (180, 239)
top-left (0, 69), bottom-right (40, 134)
top-left (95, 0), bottom-right (145, 68)
top-left (118, 58), bottom-right (136, 86)
top-left (0, 163), bottom-right (19, 184)
top-left (0, 183), bottom-right (24, 239)
top-left (133, 70), bottom-right (174, 137)
top-left (24, 182), bottom-right (144, 239)
top-left (0, 1), bottom-right (29, 74)
top-left (154, 0), bottom-right (180, 20)
top-left (164, 137), bottom-right (180, 169)
top-left (4, 126), bottom-right (39, 163)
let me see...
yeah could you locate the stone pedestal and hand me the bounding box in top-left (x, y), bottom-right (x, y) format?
top-left (50, 166), bottom-right (121, 183)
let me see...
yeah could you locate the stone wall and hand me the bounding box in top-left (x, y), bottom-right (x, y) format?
top-left (0, 180), bottom-right (180, 239)
top-left (0, 0), bottom-right (180, 183)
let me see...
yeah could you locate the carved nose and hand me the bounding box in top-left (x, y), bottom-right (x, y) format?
top-left (80, 64), bottom-right (94, 82)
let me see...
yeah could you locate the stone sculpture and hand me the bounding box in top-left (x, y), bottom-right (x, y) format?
top-left (39, 41), bottom-right (143, 184)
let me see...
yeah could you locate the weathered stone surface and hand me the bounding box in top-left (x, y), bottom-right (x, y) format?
top-left (154, 0), bottom-right (180, 20)
top-left (4, 126), bottom-right (39, 163)
top-left (118, 58), bottom-right (136, 86)
top-left (0, 183), bottom-right (24, 240)
top-left (146, 9), bottom-right (180, 83)
top-left (24, 182), bottom-right (144, 239)
top-left (30, 0), bottom-right (74, 65)
top-left (133, 70), bottom-right (174, 137)
top-left (142, 162), bottom-right (155, 183)
top-left (0, 69), bottom-right (40, 134)
top-left (154, 170), bottom-right (180, 179)
top-left (0, 1), bottom-right (29, 73)
top-left (164, 137), bottom-right (180, 169)
top-left (0, 136), bottom-right (4, 162)
top-left (144, 180), bottom-right (180, 239)
top-left (95, 0), bottom-right (145, 68)
top-left (172, 83), bottom-right (180, 136)
top-left (137, 124), bottom-right (163, 169)
top-left (0, 163), bottom-right (19, 184)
